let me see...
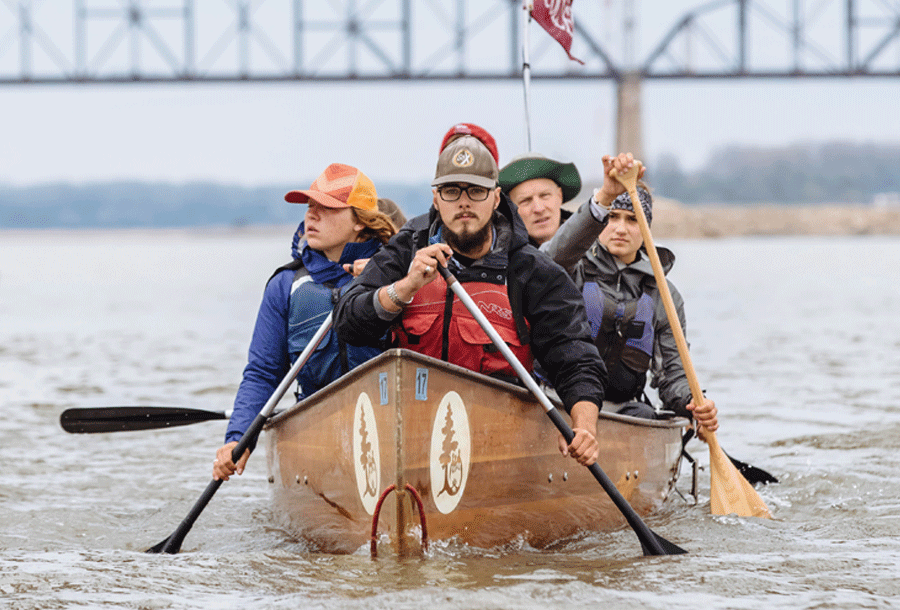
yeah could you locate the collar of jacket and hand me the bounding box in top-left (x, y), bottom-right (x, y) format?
top-left (586, 240), bottom-right (677, 281)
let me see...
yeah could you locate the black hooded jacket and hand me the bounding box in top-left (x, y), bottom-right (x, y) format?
top-left (334, 192), bottom-right (607, 413)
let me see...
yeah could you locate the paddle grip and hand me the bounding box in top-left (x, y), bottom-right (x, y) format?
top-left (437, 263), bottom-right (454, 284)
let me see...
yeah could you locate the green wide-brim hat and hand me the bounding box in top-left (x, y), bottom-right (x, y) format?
top-left (498, 153), bottom-right (582, 203)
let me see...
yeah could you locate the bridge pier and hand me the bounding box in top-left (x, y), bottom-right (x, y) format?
top-left (615, 71), bottom-right (644, 162)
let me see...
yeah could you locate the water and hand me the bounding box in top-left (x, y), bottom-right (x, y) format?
top-left (2, 229), bottom-right (899, 609)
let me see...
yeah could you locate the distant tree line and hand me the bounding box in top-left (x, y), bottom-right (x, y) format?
top-left (652, 142), bottom-right (900, 204)
top-left (0, 181), bottom-right (431, 230)
top-left (3, 142), bottom-right (898, 229)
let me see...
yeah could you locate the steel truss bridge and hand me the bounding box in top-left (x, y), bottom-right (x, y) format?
top-left (2, 0), bottom-right (897, 157)
top-left (1, 0), bottom-right (899, 85)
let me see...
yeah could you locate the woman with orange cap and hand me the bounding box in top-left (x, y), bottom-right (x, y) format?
top-left (212, 163), bottom-right (401, 481)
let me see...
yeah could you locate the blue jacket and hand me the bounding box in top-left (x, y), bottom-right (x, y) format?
top-left (225, 224), bottom-right (382, 443)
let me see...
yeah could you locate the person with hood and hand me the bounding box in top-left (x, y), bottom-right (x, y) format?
top-left (334, 133), bottom-right (609, 467)
top-left (213, 163), bottom-right (400, 481)
top-left (542, 153), bottom-right (718, 432)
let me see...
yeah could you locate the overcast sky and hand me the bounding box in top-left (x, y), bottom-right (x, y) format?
top-left (1, 1), bottom-right (897, 188)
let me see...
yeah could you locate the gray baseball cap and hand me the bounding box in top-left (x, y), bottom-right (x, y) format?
top-left (431, 135), bottom-right (499, 189)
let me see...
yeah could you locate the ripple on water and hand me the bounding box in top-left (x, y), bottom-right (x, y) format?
top-left (4, 234), bottom-right (900, 609)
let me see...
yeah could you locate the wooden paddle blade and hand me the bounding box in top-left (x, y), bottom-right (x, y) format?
top-left (707, 432), bottom-right (773, 518)
top-left (60, 406), bottom-right (228, 434)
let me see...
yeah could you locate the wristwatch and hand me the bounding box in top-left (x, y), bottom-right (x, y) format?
top-left (386, 282), bottom-right (413, 307)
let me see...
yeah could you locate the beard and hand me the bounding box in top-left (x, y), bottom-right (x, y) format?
top-left (444, 214), bottom-right (493, 257)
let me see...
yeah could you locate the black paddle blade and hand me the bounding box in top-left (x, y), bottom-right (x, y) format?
top-left (146, 534), bottom-right (179, 555)
top-left (145, 478), bottom-right (224, 554)
top-left (683, 428), bottom-right (778, 487)
top-left (582, 459), bottom-right (686, 556)
top-left (725, 451), bottom-right (779, 485)
top-left (642, 532), bottom-right (688, 556)
top-left (60, 406), bottom-right (227, 434)
top-left (546, 409), bottom-right (687, 557)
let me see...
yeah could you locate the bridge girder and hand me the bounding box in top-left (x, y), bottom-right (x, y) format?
top-left (0, 1), bottom-right (898, 85)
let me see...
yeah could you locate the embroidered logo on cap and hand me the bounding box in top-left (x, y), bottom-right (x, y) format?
top-left (452, 149), bottom-right (474, 168)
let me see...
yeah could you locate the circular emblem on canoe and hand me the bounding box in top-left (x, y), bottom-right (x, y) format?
top-left (429, 391), bottom-right (471, 514)
top-left (352, 392), bottom-right (380, 515)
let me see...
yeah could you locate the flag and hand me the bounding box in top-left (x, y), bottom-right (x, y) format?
top-left (530, 0), bottom-right (584, 65)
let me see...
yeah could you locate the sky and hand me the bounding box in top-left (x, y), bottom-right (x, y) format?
top-left (1, 0), bottom-right (898, 189)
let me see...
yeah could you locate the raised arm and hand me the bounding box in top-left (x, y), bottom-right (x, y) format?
top-left (541, 153), bottom-right (644, 272)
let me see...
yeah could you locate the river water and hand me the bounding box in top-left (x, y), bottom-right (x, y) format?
top-left (1, 229), bottom-right (898, 609)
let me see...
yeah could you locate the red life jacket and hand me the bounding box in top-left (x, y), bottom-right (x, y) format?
top-left (397, 275), bottom-right (533, 378)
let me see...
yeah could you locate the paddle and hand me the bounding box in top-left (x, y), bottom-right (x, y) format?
top-left (611, 163), bottom-right (772, 519)
top-left (146, 313), bottom-right (334, 554)
top-left (725, 451), bottom-right (778, 486)
top-left (681, 427), bottom-right (778, 486)
top-left (436, 264), bottom-right (686, 556)
top-left (60, 406), bottom-right (229, 434)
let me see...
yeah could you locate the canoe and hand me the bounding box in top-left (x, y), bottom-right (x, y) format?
top-left (264, 348), bottom-right (688, 554)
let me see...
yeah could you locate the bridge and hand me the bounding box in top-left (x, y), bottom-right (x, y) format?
top-left (2, 0), bottom-right (898, 156)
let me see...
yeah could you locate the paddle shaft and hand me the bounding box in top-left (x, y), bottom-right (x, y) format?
top-left (612, 172), bottom-right (704, 404)
top-left (612, 166), bottom-right (772, 518)
top-left (436, 264), bottom-right (684, 556)
top-left (147, 313), bottom-right (334, 554)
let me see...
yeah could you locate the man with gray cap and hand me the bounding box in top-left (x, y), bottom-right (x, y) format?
top-left (334, 132), bottom-right (609, 467)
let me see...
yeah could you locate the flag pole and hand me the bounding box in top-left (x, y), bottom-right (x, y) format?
top-left (521, 0), bottom-right (534, 152)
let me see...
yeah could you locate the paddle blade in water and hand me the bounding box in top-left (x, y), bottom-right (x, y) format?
top-left (643, 532), bottom-right (688, 556)
top-left (708, 432), bottom-right (773, 518)
top-left (725, 451), bottom-right (779, 486)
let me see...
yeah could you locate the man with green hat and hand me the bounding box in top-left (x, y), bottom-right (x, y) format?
top-left (501, 152), bottom-right (649, 273)
top-left (499, 153), bottom-right (583, 246)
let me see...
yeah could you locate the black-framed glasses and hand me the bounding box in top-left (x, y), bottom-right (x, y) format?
top-left (437, 184), bottom-right (491, 202)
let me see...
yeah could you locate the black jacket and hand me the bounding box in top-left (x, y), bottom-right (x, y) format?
top-left (334, 192), bottom-right (607, 413)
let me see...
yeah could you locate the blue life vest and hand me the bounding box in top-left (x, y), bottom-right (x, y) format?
top-left (288, 268), bottom-right (382, 400)
top-left (582, 282), bottom-right (655, 403)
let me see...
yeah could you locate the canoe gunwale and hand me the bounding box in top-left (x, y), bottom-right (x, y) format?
top-left (265, 348), bottom-right (690, 432)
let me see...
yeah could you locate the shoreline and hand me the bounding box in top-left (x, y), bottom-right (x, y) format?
top-left (649, 200), bottom-right (900, 239)
top-left (2, 203), bottom-right (899, 239)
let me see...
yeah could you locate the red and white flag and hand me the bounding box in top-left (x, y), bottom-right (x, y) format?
top-left (530, 0), bottom-right (584, 65)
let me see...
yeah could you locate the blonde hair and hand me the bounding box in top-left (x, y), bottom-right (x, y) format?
top-left (353, 207), bottom-right (398, 244)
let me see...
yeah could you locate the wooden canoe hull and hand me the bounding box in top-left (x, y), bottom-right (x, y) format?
top-left (264, 349), bottom-right (686, 554)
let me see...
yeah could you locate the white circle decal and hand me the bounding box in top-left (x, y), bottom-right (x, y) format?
top-left (352, 392), bottom-right (380, 515)
top-left (429, 391), bottom-right (471, 514)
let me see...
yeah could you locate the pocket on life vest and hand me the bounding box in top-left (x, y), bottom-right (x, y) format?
top-left (454, 314), bottom-right (523, 347)
top-left (398, 311), bottom-right (441, 343)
